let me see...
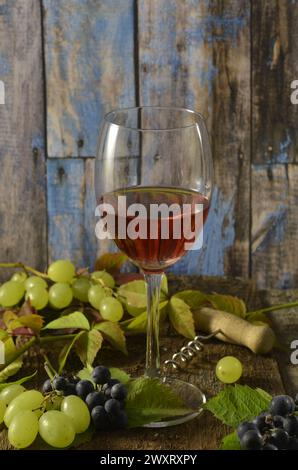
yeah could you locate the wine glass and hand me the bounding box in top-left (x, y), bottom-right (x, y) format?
top-left (95, 107), bottom-right (213, 426)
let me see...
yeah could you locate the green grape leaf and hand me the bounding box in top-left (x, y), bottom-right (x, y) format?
top-left (1, 337), bottom-right (19, 366)
top-left (0, 357), bottom-right (23, 382)
top-left (109, 367), bottom-right (131, 384)
top-left (168, 297), bottom-right (196, 339)
top-left (219, 431), bottom-right (241, 450)
top-left (75, 329), bottom-right (103, 366)
top-left (173, 290), bottom-right (206, 310)
top-left (246, 310), bottom-right (272, 325)
top-left (94, 321), bottom-right (127, 355)
top-left (0, 328), bottom-right (8, 340)
top-left (58, 330), bottom-right (85, 374)
top-left (120, 301), bottom-right (168, 334)
top-left (204, 385), bottom-right (271, 428)
top-left (95, 252), bottom-right (128, 274)
top-left (77, 367), bottom-right (94, 383)
top-left (118, 280), bottom-right (167, 314)
top-left (121, 311), bottom-right (147, 333)
top-left (0, 371), bottom-right (37, 391)
top-left (44, 311), bottom-right (90, 331)
top-left (207, 293), bottom-right (247, 318)
top-left (126, 377), bottom-right (192, 428)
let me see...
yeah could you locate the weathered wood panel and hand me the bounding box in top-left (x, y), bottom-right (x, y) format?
top-left (251, 0), bottom-right (298, 289)
top-left (252, 0), bottom-right (298, 165)
top-left (137, 0), bottom-right (251, 278)
top-left (43, 0), bottom-right (136, 158)
top-left (0, 0), bottom-right (47, 275)
top-left (251, 164), bottom-right (298, 288)
top-left (47, 158), bottom-right (98, 268)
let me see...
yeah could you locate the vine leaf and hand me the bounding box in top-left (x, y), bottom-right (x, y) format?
top-left (208, 293), bottom-right (246, 318)
top-left (168, 297), bottom-right (196, 339)
top-left (94, 321), bottom-right (127, 355)
top-left (75, 329), bottom-right (103, 366)
top-left (58, 331), bottom-right (85, 374)
top-left (44, 311), bottom-right (90, 331)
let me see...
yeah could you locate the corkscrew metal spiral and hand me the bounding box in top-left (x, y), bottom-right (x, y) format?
top-left (163, 330), bottom-right (222, 372)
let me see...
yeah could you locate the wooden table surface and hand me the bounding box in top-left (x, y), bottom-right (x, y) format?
top-left (0, 275), bottom-right (297, 450)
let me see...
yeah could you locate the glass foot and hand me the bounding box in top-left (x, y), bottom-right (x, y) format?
top-left (143, 377), bottom-right (206, 428)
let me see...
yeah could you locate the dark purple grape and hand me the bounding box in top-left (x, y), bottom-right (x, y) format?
top-left (92, 366), bottom-right (111, 385)
top-left (85, 391), bottom-right (106, 411)
top-left (111, 383), bottom-right (127, 401)
top-left (237, 421), bottom-right (258, 439)
top-left (64, 383), bottom-right (77, 396)
top-left (269, 395), bottom-right (296, 417)
top-left (240, 430), bottom-right (263, 450)
top-left (52, 376), bottom-right (68, 393)
top-left (104, 398), bottom-right (121, 416)
top-left (253, 413), bottom-right (271, 433)
top-left (75, 380), bottom-right (94, 399)
top-left (268, 429), bottom-right (289, 449)
top-left (288, 437), bottom-right (298, 450)
top-left (272, 415), bottom-right (284, 428)
top-left (283, 416), bottom-right (298, 436)
top-left (42, 379), bottom-right (53, 394)
top-left (91, 405), bottom-right (110, 430)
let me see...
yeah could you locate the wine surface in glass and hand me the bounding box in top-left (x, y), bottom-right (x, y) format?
top-left (102, 186), bottom-right (209, 272)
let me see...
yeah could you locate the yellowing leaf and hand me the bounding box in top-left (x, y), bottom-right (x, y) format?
top-left (208, 293), bottom-right (246, 318)
top-left (120, 301), bottom-right (169, 334)
top-left (44, 311), bottom-right (90, 331)
top-left (3, 311), bottom-right (20, 330)
top-left (95, 253), bottom-right (127, 274)
top-left (168, 297), bottom-right (196, 339)
top-left (19, 314), bottom-right (44, 332)
top-left (94, 321), bottom-right (127, 355)
top-left (75, 329), bottom-right (103, 366)
top-left (173, 290), bottom-right (206, 310)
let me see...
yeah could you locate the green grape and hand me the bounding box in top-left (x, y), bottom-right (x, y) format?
top-left (39, 410), bottom-right (75, 448)
top-left (88, 284), bottom-right (106, 310)
top-left (216, 356), bottom-right (243, 384)
top-left (48, 259), bottom-right (76, 283)
top-left (25, 276), bottom-right (48, 291)
top-left (0, 398), bottom-right (6, 424)
top-left (72, 277), bottom-right (90, 303)
top-left (4, 390), bottom-right (44, 427)
top-left (49, 283), bottom-right (73, 309)
top-left (46, 394), bottom-right (63, 411)
top-left (11, 271), bottom-right (27, 285)
top-left (91, 270), bottom-right (115, 289)
top-left (8, 410), bottom-right (38, 449)
top-left (25, 286), bottom-right (49, 310)
top-left (0, 281), bottom-right (25, 307)
top-left (0, 384), bottom-right (25, 406)
top-left (99, 297), bottom-right (124, 322)
top-left (61, 395), bottom-right (90, 433)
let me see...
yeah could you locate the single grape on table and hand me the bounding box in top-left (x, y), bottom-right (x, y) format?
top-left (216, 356), bottom-right (243, 384)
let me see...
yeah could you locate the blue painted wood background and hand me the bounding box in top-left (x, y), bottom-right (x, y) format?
top-left (0, 0), bottom-right (297, 288)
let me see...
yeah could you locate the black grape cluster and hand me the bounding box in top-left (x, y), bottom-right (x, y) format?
top-left (237, 393), bottom-right (298, 450)
top-left (42, 365), bottom-right (128, 430)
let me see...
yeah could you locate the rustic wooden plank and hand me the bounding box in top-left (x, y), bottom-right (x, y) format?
top-left (137, 0), bottom-right (251, 278)
top-left (251, 164), bottom-right (298, 288)
top-left (0, 0), bottom-right (47, 277)
top-left (252, 0), bottom-right (298, 165)
top-left (47, 158), bottom-right (99, 268)
top-left (260, 288), bottom-right (298, 397)
top-left (43, 0), bottom-right (136, 158)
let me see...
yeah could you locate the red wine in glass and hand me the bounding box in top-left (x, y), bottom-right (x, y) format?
top-left (101, 186), bottom-right (209, 272)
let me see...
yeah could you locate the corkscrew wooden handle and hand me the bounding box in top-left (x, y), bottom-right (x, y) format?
top-left (193, 307), bottom-right (275, 354)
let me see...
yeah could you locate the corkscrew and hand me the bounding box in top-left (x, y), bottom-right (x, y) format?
top-left (162, 330), bottom-right (222, 372)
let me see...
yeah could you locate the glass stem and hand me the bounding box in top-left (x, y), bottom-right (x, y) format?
top-left (144, 272), bottom-right (162, 378)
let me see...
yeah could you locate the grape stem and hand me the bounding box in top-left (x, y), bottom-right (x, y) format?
top-left (247, 300), bottom-right (298, 316)
top-left (0, 262), bottom-right (50, 279)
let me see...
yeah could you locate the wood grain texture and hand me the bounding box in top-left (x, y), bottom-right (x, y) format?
top-left (251, 164), bottom-right (298, 288)
top-left (137, 0), bottom-right (251, 278)
top-left (0, 0), bottom-right (47, 276)
top-left (47, 158), bottom-right (98, 268)
top-left (252, 0), bottom-right (298, 165)
top-left (43, 0), bottom-right (136, 158)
